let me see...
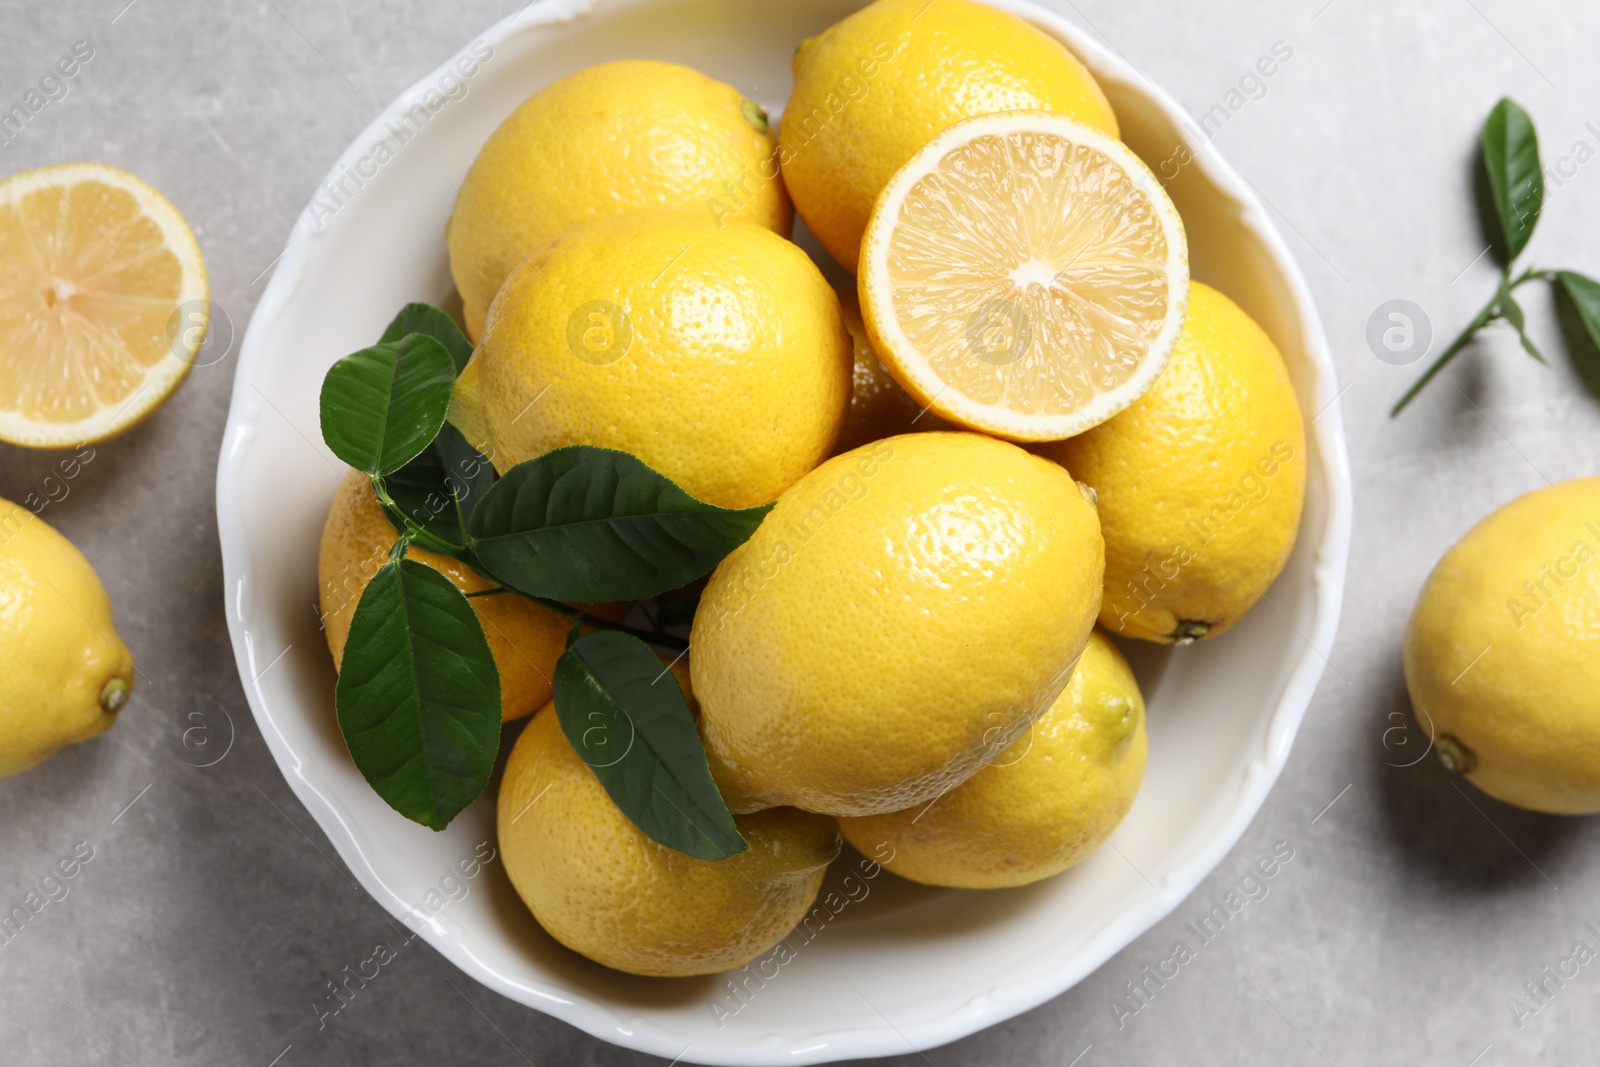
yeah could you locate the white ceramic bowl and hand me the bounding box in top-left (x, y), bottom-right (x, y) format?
top-left (216, 1), bottom-right (1351, 1062)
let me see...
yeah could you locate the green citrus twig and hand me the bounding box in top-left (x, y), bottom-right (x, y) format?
top-left (1391, 267), bottom-right (1551, 415)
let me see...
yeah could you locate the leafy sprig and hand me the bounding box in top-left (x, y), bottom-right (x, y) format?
top-left (318, 303), bottom-right (766, 851)
top-left (1394, 98), bottom-right (1600, 414)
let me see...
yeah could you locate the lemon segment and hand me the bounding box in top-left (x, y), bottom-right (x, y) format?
top-left (860, 112), bottom-right (1188, 442)
top-left (0, 163), bottom-right (207, 448)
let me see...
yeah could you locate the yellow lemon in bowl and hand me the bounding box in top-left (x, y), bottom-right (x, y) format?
top-left (449, 210), bottom-right (851, 509)
top-left (447, 60), bottom-right (791, 340)
top-left (691, 431), bottom-right (1103, 817)
top-left (1043, 282), bottom-right (1306, 643)
top-left (498, 677), bottom-right (840, 977)
top-left (840, 630), bottom-right (1146, 889)
top-left (781, 0), bottom-right (1118, 272)
top-left (831, 289), bottom-right (948, 454)
top-left (317, 470), bottom-right (580, 722)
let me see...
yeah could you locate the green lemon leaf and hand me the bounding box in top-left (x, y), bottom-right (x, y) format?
top-left (1558, 271), bottom-right (1600, 352)
top-left (1482, 98), bottom-right (1543, 262)
top-left (319, 335), bottom-right (456, 476)
top-left (1514, 327), bottom-right (1548, 364)
top-left (382, 424), bottom-right (495, 550)
top-left (553, 630), bottom-right (745, 860)
top-left (467, 446), bottom-right (773, 602)
top-left (335, 559), bottom-right (502, 831)
top-left (380, 303), bottom-right (474, 375)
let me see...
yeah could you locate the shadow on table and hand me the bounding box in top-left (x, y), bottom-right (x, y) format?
top-left (1368, 655), bottom-right (1586, 892)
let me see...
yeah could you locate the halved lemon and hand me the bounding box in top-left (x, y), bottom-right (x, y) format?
top-left (0, 163), bottom-right (207, 448)
top-left (860, 112), bottom-right (1188, 442)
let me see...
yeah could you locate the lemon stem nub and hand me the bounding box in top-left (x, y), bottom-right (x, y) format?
top-left (1171, 621), bottom-right (1211, 645)
top-left (741, 99), bottom-right (769, 134)
top-left (100, 678), bottom-right (131, 713)
top-left (1435, 733), bottom-right (1477, 774)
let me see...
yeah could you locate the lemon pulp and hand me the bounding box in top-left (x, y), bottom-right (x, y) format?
top-left (862, 113), bottom-right (1188, 441)
top-left (0, 163), bottom-right (206, 446)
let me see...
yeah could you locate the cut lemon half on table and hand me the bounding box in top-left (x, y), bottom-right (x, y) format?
top-left (860, 112), bottom-right (1189, 442)
top-left (0, 162), bottom-right (207, 448)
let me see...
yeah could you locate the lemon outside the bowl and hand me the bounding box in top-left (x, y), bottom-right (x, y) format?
top-left (1404, 478), bottom-right (1600, 814)
top-left (0, 499), bottom-right (135, 776)
top-left (0, 163), bottom-right (207, 448)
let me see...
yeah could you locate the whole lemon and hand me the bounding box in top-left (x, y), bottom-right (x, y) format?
top-left (1404, 478), bottom-right (1600, 814)
top-left (840, 630), bottom-right (1146, 888)
top-left (832, 289), bottom-right (948, 454)
top-left (780, 0), bottom-right (1118, 272)
top-left (317, 470), bottom-right (578, 722)
top-left (1042, 282), bottom-right (1306, 644)
top-left (497, 692), bottom-right (840, 977)
top-left (449, 210), bottom-right (851, 509)
top-left (691, 431), bottom-right (1104, 817)
top-left (447, 59), bottom-right (791, 339)
top-left (0, 500), bottom-right (134, 776)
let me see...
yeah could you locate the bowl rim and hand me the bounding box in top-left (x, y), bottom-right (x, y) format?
top-left (215, 0), bottom-right (1353, 1062)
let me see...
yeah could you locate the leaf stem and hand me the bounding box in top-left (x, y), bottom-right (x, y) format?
top-left (387, 529), bottom-right (412, 565)
top-left (1391, 287), bottom-right (1504, 415)
top-left (372, 476), bottom-right (465, 556)
top-left (1509, 266), bottom-right (1556, 287)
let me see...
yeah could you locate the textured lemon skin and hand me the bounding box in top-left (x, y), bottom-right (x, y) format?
top-left (449, 210), bottom-right (851, 509)
top-left (691, 431), bottom-right (1104, 817)
top-left (1404, 478), bottom-right (1600, 814)
top-left (831, 289), bottom-right (948, 454)
top-left (447, 60), bottom-right (791, 340)
top-left (1042, 283), bottom-right (1306, 643)
top-left (840, 630), bottom-right (1145, 888)
top-left (779, 0), bottom-right (1118, 272)
top-left (497, 702), bottom-right (840, 977)
top-left (316, 470), bottom-right (579, 723)
top-left (0, 499), bottom-right (134, 776)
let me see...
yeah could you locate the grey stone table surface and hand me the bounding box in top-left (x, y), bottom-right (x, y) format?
top-left (3, 0), bottom-right (1599, 1064)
